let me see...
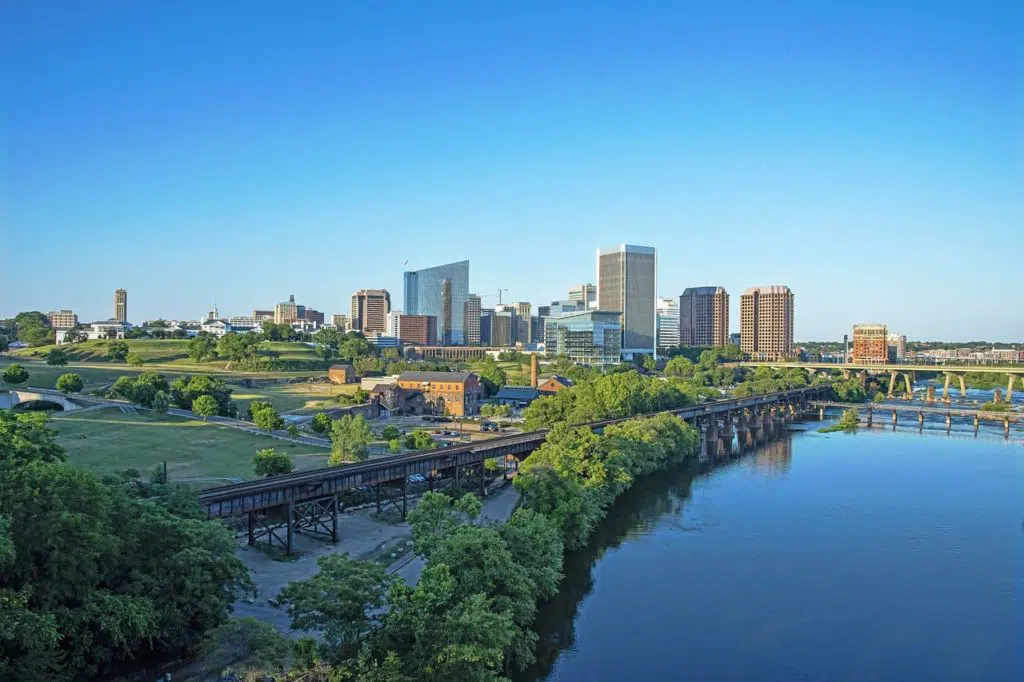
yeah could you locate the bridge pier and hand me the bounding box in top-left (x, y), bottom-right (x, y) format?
top-left (918, 411), bottom-right (924, 431)
top-left (866, 405), bottom-right (873, 427)
top-left (974, 414), bottom-right (979, 435)
top-left (926, 385), bottom-right (936, 404)
top-left (901, 372), bottom-right (914, 400)
top-left (946, 412), bottom-right (952, 432)
top-left (993, 389), bottom-right (1003, 404)
top-left (1008, 375), bottom-right (1017, 402)
top-left (891, 410), bottom-right (898, 429)
top-left (958, 374), bottom-right (967, 398)
top-left (1005, 418), bottom-right (1011, 439)
top-left (887, 370), bottom-right (898, 398)
top-left (943, 374), bottom-right (951, 401)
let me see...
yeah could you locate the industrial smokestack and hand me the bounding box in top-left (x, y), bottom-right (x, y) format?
top-left (530, 353), bottom-right (539, 388)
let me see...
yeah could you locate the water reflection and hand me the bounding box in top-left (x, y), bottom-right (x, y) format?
top-left (516, 436), bottom-right (781, 681)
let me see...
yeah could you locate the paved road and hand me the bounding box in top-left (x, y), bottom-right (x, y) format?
top-left (388, 481), bottom-right (521, 585)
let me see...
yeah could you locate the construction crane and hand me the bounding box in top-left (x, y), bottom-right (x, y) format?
top-left (496, 288), bottom-right (509, 304)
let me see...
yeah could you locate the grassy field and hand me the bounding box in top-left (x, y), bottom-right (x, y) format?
top-left (51, 407), bottom-right (330, 484)
top-left (232, 381), bottom-right (359, 414)
top-left (10, 339), bottom-right (323, 372)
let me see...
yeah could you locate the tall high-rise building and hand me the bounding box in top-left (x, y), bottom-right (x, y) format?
top-left (852, 324), bottom-right (888, 365)
top-left (679, 287), bottom-right (730, 346)
top-left (514, 302), bottom-right (531, 345)
top-left (596, 244), bottom-right (657, 358)
top-left (568, 283), bottom-right (597, 309)
top-left (404, 260), bottom-right (469, 345)
top-left (740, 286), bottom-right (794, 361)
top-left (351, 289), bottom-right (391, 334)
top-left (887, 332), bottom-right (907, 361)
top-left (655, 297), bottom-right (680, 350)
top-left (490, 309), bottom-right (516, 347)
top-left (114, 289), bottom-right (128, 323)
top-left (464, 294), bottom-right (482, 345)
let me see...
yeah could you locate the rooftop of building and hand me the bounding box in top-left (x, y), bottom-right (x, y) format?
top-left (597, 244), bottom-right (656, 255)
top-left (397, 370), bottom-right (475, 383)
top-left (494, 386), bottom-right (541, 401)
top-left (547, 309), bottom-right (622, 322)
top-left (681, 286), bottom-right (727, 295)
top-left (742, 285), bottom-right (793, 295)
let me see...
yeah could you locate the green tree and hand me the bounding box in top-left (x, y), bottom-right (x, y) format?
top-left (0, 336), bottom-right (8, 352)
top-left (170, 375), bottom-right (234, 415)
top-left (0, 411), bottom-right (65, 464)
top-left (477, 357), bottom-right (507, 395)
top-left (199, 617), bottom-right (291, 675)
top-left (274, 554), bottom-right (394, 660)
top-left (664, 356), bottom-right (696, 379)
top-left (188, 335), bottom-right (218, 362)
top-left (44, 348), bottom-right (69, 366)
top-left (253, 448), bottom-right (295, 477)
top-left (192, 394), bottom-right (219, 420)
top-left (55, 373), bottom-right (83, 394)
top-left (151, 390), bottom-right (170, 414)
top-left (403, 429), bottom-right (435, 451)
top-left (641, 354), bottom-right (657, 371)
top-left (2, 363), bottom-right (30, 387)
top-left (287, 423), bottom-right (300, 438)
top-left (312, 328), bottom-right (343, 362)
top-left (250, 400), bottom-right (285, 431)
top-left (216, 333), bottom-right (261, 362)
top-left (499, 507), bottom-right (564, 600)
top-left (62, 326), bottom-right (88, 344)
top-left (107, 372), bottom-right (169, 408)
top-left (311, 411), bottom-right (332, 434)
top-left (380, 424), bottom-right (402, 441)
top-left (407, 492), bottom-right (481, 557)
top-left (329, 414), bottom-right (374, 463)
top-left (106, 340), bottom-right (129, 362)
top-left (15, 311), bottom-right (54, 347)
top-left (0, 419), bottom-right (249, 681)
top-left (126, 352), bottom-right (144, 367)
top-left (338, 333), bottom-right (373, 363)
top-left (872, 391), bottom-right (885, 403)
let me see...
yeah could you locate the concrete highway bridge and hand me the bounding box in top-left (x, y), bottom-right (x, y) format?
top-left (2, 387), bottom-right (115, 411)
top-left (199, 385), bottom-right (829, 554)
top-left (816, 401), bottom-right (1022, 436)
top-left (739, 362), bottom-right (1023, 401)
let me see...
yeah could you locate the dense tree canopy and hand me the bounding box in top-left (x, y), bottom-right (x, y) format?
top-left (253, 448), bottom-right (295, 477)
top-left (188, 335), bottom-right (218, 362)
top-left (14, 311), bottom-right (54, 347)
top-left (191, 394), bottom-right (219, 419)
top-left (170, 375), bottom-right (235, 416)
top-left (0, 413), bottom-right (249, 681)
top-left (2, 363), bottom-right (29, 387)
top-left (106, 340), bottom-right (130, 362)
top-left (55, 373), bottom-right (83, 394)
top-left (250, 400), bottom-right (285, 431)
top-left (329, 414), bottom-right (374, 463)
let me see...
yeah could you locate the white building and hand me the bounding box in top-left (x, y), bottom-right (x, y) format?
top-left (85, 319), bottom-right (132, 340)
top-left (200, 319), bottom-right (231, 337)
top-left (656, 297), bottom-right (680, 350)
top-left (387, 310), bottom-right (403, 338)
top-left (228, 316), bottom-right (262, 332)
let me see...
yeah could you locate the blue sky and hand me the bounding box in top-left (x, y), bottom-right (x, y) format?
top-left (4, 1), bottom-right (1020, 340)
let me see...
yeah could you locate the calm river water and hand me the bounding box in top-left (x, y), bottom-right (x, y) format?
top-left (519, 423), bottom-right (1020, 682)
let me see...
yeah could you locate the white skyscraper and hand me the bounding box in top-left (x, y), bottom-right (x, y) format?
top-left (656, 297), bottom-right (680, 350)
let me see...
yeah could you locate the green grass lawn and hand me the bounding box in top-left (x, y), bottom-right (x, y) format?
top-left (51, 407), bottom-right (330, 484)
top-left (231, 381), bottom-right (358, 414)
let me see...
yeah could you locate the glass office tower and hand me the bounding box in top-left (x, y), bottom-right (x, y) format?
top-left (403, 260), bottom-right (469, 345)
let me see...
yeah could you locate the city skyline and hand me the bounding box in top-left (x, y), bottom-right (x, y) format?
top-left (4, 1), bottom-right (1020, 340)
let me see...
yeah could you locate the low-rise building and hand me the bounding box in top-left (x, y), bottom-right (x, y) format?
top-left (85, 319), bottom-right (132, 340)
top-left (200, 319), bottom-right (232, 337)
top-left (396, 370), bottom-right (482, 417)
top-left (328, 364), bottom-right (357, 384)
top-left (361, 376), bottom-right (398, 392)
top-left (537, 375), bottom-right (573, 394)
top-left (544, 310), bottom-right (622, 365)
top-left (493, 386), bottom-right (541, 408)
top-left (398, 314), bottom-right (437, 346)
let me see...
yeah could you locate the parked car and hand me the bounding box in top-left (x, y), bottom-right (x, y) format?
top-left (407, 474), bottom-right (426, 483)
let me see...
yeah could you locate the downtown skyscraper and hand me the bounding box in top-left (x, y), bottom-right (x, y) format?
top-left (740, 285), bottom-right (794, 361)
top-left (403, 260), bottom-right (469, 345)
top-left (679, 287), bottom-right (730, 346)
top-left (596, 244), bottom-right (657, 358)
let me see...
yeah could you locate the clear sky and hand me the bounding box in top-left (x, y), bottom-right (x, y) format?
top-left (4, 1), bottom-right (1021, 341)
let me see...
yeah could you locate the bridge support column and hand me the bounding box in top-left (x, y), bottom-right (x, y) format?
top-left (247, 513), bottom-right (255, 546)
top-left (866, 405), bottom-right (873, 428)
top-left (918, 411), bottom-right (924, 430)
top-left (993, 389), bottom-right (1003, 404)
top-left (946, 412), bottom-right (952, 432)
top-left (891, 410), bottom-right (898, 428)
top-left (926, 385), bottom-right (936, 403)
top-left (1005, 418), bottom-right (1011, 438)
top-left (286, 502), bottom-right (295, 556)
top-left (887, 371), bottom-right (898, 398)
top-left (819, 406), bottom-right (825, 421)
top-left (902, 373), bottom-right (914, 400)
top-left (942, 374), bottom-right (951, 401)
top-left (958, 374), bottom-right (967, 398)
top-left (974, 414), bottom-right (979, 434)
top-left (1008, 375), bottom-right (1017, 402)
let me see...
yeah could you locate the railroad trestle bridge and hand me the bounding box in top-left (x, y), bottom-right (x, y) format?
top-left (200, 386), bottom-right (830, 554)
top-left (816, 401), bottom-right (1021, 436)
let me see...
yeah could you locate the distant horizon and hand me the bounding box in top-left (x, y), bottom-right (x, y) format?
top-left (5, 1), bottom-right (1020, 340)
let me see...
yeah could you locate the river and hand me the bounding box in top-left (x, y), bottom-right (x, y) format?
top-left (519, 421), bottom-right (1020, 682)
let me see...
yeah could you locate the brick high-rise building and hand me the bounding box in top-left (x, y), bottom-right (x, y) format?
top-left (464, 294), bottom-right (482, 345)
top-left (114, 289), bottom-right (128, 323)
top-left (398, 314), bottom-right (437, 346)
top-left (679, 287), bottom-right (729, 346)
top-left (740, 286), bottom-right (794, 361)
top-left (351, 289), bottom-right (391, 334)
top-left (853, 324), bottom-right (889, 365)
